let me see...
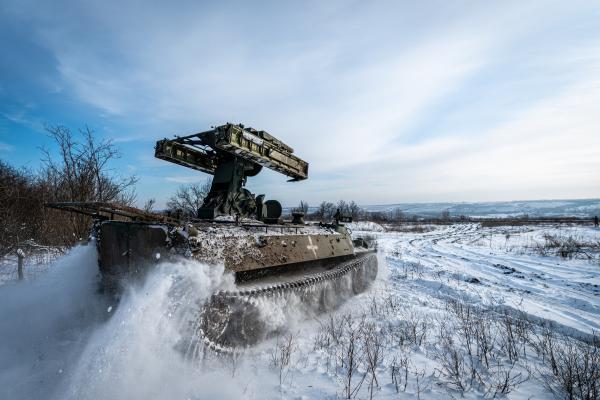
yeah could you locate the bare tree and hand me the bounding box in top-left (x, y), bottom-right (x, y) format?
top-left (40, 125), bottom-right (138, 242)
top-left (41, 125), bottom-right (137, 204)
top-left (390, 207), bottom-right (404, 222)
top-left (316, 201), bottom-right (336, 221)
top-left (167, 181), bottom-right (211, 217)
top-left (143, 198), bottom-right (156, 213)
top-left (441, 209), bottom-right (451, 221)
top-left (293, 200), bottom-right (309, 214)
top-left (348, 201), bottom-right (362, 221)
top-left (337, 200), bottom-right (349, 215)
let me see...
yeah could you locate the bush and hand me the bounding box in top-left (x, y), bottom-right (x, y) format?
top-left (534, 233), bottom-right (599, 260)
top-left (535, 329), bottom-right (600, 399)
top-left (0, 125), bottom-right (137, 253)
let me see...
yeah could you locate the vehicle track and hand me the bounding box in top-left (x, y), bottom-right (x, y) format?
top-left (184, 252), bottom-right (378, 355)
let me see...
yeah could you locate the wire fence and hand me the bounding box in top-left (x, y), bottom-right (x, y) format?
top-left (0, 245), bottom-right (66, 285)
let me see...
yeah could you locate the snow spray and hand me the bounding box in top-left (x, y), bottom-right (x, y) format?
top-left (0, 245), bottom-right (108, 400)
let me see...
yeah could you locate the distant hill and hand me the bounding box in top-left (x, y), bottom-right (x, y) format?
top-left (361, 199), bottom-right (600, 218)
top-left (286, 199), bottom-right (600, 219)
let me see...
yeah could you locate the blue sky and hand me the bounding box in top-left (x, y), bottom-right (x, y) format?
top-left (1, 0), bottom-right (599, 207)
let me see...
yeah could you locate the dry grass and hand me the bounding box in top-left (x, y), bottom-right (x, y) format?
top-left (533, 233), bottom-right (600, 261)
top-left (296, 291), bottom-right (600, 399)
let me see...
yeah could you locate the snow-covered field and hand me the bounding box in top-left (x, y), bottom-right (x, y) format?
top-left (379, 223), bottom-right (600, 336)
top-left (0, 223), bottom-right (599, 399)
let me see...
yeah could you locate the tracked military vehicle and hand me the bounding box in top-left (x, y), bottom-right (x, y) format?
top-left (47, 123), bottom-right (377, 351)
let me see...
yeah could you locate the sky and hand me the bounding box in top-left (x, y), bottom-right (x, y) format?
top-left (1, 0), bottom-right (599, 208)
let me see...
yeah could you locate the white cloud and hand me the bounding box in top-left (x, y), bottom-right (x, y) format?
top-left (4, 0), bottom-right (599, 203)
top-left (112, 133), bottom-right (156, 143)
top-left (0, 141), bottom-right (14, 151)
top-left (165, 175), bottom-right (207, 184)
top-left (314, 46), bottom-right (600, 203)
top-left (2, 110), bottom-right (42, 132)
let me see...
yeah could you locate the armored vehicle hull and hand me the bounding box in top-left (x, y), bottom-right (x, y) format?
top-left (95, 217), bottom-right (377, 350)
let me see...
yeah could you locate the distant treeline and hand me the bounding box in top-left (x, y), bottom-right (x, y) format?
top-left (289, 201), bottom-right (595, 226)
top-left (289, 200), bottom-right (410, 222)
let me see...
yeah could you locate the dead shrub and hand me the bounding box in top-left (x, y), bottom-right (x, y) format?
top-left (433, 321), bottom-right (470, 392)
top-left (269, 333), bottom-right (297, 389)
top-left (485, 361), bottom-right (528, 397)
top-left (337, 314), bottom-right (367, 399)
top-left (385, 310), bottom-right (430, 348)
top-left (535, 234), bottom-right (598, 260)
top-left (535, 331), bottom-right (600, 399)
top-left (390, 353), bottom-right (410, 393)
top-left (362, 322), bottom-right (385, 399)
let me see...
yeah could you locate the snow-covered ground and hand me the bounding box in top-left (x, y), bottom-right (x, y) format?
top-left (265, 223), bottom-right (600, 399)
top-left (379, 223), bottom-right (600, 336)
top-left (0, 223), bottom-right (598, 399)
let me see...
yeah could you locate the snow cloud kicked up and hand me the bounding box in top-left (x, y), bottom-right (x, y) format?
top-left (0, 245), bottom-right (328, 400)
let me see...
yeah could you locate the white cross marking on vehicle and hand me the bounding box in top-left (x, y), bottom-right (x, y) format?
top-left (307, 236), bottom-right (318, 257)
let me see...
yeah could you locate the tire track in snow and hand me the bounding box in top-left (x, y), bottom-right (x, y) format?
top-left (384, 223), bottom-right (600, 336)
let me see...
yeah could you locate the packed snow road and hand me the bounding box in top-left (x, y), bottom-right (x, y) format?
top-left (376, 223), bottom-right (600, 337)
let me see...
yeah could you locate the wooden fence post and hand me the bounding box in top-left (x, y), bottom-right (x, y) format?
top-left (17, 248), bottom-right (25, 280)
